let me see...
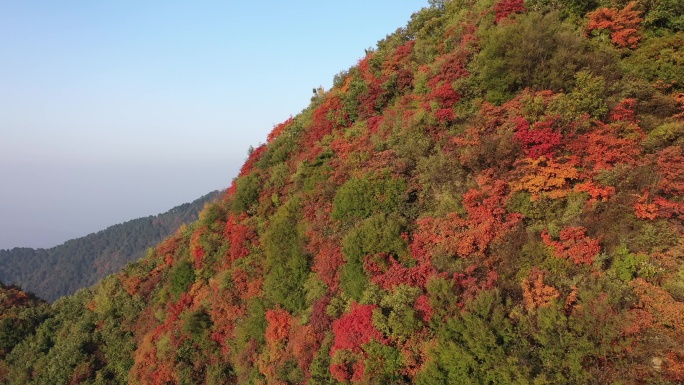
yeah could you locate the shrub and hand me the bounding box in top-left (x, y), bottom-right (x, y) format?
top-left (231, 174), bottom-right (261, 213)
top-left (341, 214), bottom-right (408, 300)
top-left (169, 260), bottom-right (195, 300)
top-left (471, 11), bottom-right (604, 104)
top-left (331, 176), bottom-right (407, 222)
top-left (263, 198), bottom-right (309, 313)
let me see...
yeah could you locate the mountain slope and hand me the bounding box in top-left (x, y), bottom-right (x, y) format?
top-left (0, 281), bottom-right (50, 381)
top-left (2, 0), bottom-right (684, 384)
top-left (0, 190), bottom-right (220, 301)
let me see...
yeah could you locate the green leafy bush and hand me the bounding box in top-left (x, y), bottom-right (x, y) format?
top-left (332, 176), bottom-right (407, 221)
top-left (372, 285), bottom-right (423, 342)
top-left (263, 198), bottom-right (309, 313)
top-left (625, 33), bottom-right (684, 89)
top-left (169, 260), bottom-right (195, 300)
top-left (471, 11), bottom-right (611, 104)
top-left (416, 290), bottom-right (529, 385)
top-left (341, 213), bottom-right (408, 300)
top-left (231, 174), bottom-right (261, 213)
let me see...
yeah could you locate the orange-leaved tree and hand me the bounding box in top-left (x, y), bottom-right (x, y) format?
top-left (586, 2), bottom-right (643, 48)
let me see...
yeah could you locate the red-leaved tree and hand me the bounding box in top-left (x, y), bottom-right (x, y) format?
top-left (542, 226), bottom-right (601, 266)
top-left (586, 2), bottom-right (643, 49)
top-left (494, 0), bottom-right (526, 23)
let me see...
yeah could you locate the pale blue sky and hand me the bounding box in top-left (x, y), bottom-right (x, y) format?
top-left (0, 1), bottom-right (428, 249)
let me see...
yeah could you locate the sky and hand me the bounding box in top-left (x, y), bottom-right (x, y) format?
top-left (0, 1), bottom-right (429, 249)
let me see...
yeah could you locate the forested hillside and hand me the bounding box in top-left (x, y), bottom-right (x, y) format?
top-left (2, 0), bottom-right (684, 383)
top-left (0, 191), bottom-right (220, 301)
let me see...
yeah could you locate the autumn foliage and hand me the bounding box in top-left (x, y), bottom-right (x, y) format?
top-left (586, 2), bottom-right (643, 48)
top-left (494, 0), bottom-right (526, 23)
top-left (3, 2), bottom-right (684, 385)
top-left (542, 226), bottom-right (601, 266)
top-left (331, 303), bottom-right (384, 354)
top-left (265, 308), bottom-right (290, 344)
top-left (522, 267), bottom-right (559, 311)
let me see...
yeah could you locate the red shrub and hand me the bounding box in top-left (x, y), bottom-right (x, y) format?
top-left (331, 303), bottom-right (384, 354)
top-left (586, 2), bottom-right (643, 49)
top-left (265, 308), bottom-right (291, 344)
top-left (514, 117), bottom-right (562, 159)
top-left (267, 116), bottom-right (294, 143)
top-left (239, 144), bottom-right (267, 177)
top-left (224, 213), bottom-right (256, 264)
top-left (542, 226), bottom-right (601, 266)
top-left (494, 0), bottom-right (526, 23)
top-left (190, 226), bottom-right (207, 269)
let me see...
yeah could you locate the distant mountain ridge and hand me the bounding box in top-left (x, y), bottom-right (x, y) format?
top-left (0, 190), bottom-right (220, 301)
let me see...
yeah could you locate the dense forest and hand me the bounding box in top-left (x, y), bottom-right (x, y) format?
top-left (0, 191), bottom-right (220, 301)
top-left (2, 0), bottom-right (684, 383)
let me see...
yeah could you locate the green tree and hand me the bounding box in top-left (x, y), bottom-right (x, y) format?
top-left (263, 197), bottom-right (309, 313)
top-left (416, 290), bottom-right (529, 385)
top-left (332, 176), bottom-right (407, 221)
top-left (341, 213), bottom-right (408, 300)
top-left (169, 260), bottom-right (195, 300)
top-left (471, 11), bottom-right (612, 104)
